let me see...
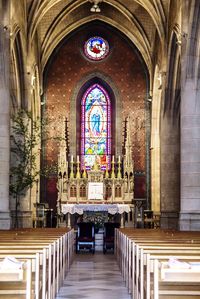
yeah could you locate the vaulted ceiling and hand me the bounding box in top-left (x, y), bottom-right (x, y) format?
top-left (26, 0), bottom-right (170, 73)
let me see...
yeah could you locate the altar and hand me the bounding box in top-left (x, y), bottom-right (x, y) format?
top-left (61, 204), bottom-right (131, 227)
top-left (61, 203), bottom-right (131, 215)
top-left (56, 117), bottom-right (135, 228)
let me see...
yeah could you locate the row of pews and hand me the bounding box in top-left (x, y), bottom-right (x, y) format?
top-left (115, 228), bottom-right (200, 299)
top-left (0, 228), bottom-right (74, 299)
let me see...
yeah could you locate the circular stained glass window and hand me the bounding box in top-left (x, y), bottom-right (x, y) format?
top-left (84, 36), bottom-right (109, 61)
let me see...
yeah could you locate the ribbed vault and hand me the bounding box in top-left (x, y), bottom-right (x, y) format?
top-left (26, 0), bottom-right (168, 78)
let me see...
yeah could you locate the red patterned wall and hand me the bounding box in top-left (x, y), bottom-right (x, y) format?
top-left (44, 23), bottom-right (147, 208)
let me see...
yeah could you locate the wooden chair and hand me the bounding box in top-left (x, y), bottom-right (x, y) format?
top-left (103, 222), bottom-right (120, 254)
top-left (76, 222), bottom-right (95, 253)
top-left (33, 203), bottom-right (46, 227)
top-left (144, 210), bottom-right (154, 228)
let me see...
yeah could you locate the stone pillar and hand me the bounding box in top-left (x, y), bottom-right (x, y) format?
top-left (160, 71), bottom-right (180, 229)
top-left (160, 114), bottom-right (180, 229)
top-left (0, 0), bottom-right (11, 229)
top-left (180, 81), bottom-right (200, 230)
top-left (179, 1), bottom-right (200, 231)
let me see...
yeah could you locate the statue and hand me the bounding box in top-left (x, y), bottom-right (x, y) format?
top-left (93, 156), bottom-right (100, 171)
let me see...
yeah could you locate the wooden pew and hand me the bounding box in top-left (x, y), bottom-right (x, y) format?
top-left (0, 228), bottom-right (74, 292)
top-left (115, 228), bottom-right (200, 299)
top-left (0, 258), bottom-right (32, 299)
top-left (152, 257), bottom-right (200, 299)
top-left (0, 228), bottom-right (74, 299)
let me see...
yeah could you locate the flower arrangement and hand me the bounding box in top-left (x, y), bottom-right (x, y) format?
top-left (83, 211), bottom-right (108, 232)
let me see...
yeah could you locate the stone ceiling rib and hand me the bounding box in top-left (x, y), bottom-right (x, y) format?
top-left (28, 0), bottom-right (166, 48)
top-left (133, 0), bottom-right (166, 43)
top-left (40, 2), bottom-right (151, 58)
top-left (37, 0), bottom-right (68, 43)
top-left (28, 0), bottom-right (76, 42)
top-left (26, 0), bottom-right (169, 81)
top-left (40, 14), bottom-right (152, 75)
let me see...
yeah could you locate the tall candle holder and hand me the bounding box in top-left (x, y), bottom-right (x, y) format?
top-left (76, 159), bottom-right (81, 179)
top-left (82, 163), bottom-right (87, 178)
top-left (70, 161), bottom-right (74, 179)
top-left (105, 163), bottom-right (109, 178)
top-left (111, 156), bottom-right (115, 179)
top-left (117, 159), bottom-right (122, 179)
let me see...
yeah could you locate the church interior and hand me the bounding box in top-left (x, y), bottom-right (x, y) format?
top-left (0, 0), bottom-right (199, 231)
top-left (0, 0), bottom-right (200, 298)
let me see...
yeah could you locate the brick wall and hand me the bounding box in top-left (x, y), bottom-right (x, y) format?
top-left (44, 23), bottom-right (147, 208)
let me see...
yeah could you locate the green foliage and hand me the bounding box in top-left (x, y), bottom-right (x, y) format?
top-left (10, 109), bottom-right (64, 227)
top-left (10, 110), bottom-right (40, 200)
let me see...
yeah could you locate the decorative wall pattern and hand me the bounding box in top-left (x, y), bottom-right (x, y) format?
top-left (44, 23), bottom-right (147, 208)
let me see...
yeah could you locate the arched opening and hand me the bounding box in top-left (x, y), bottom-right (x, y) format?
top-left (42, 20), bottom-right (148, 209)
top-left (80, 83), bottom-right (112, 170)
top-left (151, 65), bottom-right (162, 214)
top-left (10, 31), bottom-right (25, 111)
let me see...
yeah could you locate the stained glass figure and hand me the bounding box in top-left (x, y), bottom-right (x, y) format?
top-left (84, 37), bottom-right (109, 61)
top-left (81, 84), bottom-right (111, 170)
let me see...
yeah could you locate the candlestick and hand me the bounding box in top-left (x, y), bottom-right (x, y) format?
top-left (105, 160), bottom-right (109, 178)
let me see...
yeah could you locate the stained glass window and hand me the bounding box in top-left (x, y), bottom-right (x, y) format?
top-left (81, 84), bottom-right (111, 170)
top-left (84, 37), bottom-right (109, 61)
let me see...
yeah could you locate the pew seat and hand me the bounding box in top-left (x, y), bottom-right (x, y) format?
top-left (0, 259), bottom-right (32, 299)
top-left (115, 228), bottom-right (200, 299)
top-left (0, 228), bottom-right (74, 299)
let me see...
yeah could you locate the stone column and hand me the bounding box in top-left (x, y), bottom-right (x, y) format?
top-left (179, 1), bottom-right (200, 231)
top-left (160, 71), bottom-right (180, 229)
top-left (0, 0), bottom-right (11, 229)
top-left (180, 81), bottom-right (200, 230)
top-left (160, 113), bottom-right (180, 229)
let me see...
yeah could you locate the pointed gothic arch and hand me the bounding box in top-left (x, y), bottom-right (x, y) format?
top-left (80, 83), bottom-right (111, 170)
top-left (70, 74), bottom-right (122, 161)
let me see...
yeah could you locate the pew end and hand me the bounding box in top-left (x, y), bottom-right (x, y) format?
top-left (0, 259), bottom-right (32, 299)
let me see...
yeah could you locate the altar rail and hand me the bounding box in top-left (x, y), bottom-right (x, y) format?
top-left (0, 228), bottom-right (74, 299)
top-left (115, 228), bottom-right (200, 299)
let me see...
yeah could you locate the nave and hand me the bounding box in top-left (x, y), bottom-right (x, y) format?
top-left (56, 253), bottom-right (131, 299)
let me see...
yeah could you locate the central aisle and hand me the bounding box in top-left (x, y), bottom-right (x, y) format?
top-left (56, 253), bottom-right (132, 299)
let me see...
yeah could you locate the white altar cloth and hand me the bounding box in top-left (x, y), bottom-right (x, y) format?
top-left (61, 204), bottom-right (130, 215)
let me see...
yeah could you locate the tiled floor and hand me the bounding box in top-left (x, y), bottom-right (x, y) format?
top-left (56, 253), bottom-right (132, 299)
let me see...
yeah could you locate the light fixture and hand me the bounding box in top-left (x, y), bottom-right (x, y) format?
top-left (89, 0), bottom-right (102, 13)
top-left (147, 96), bottom-right (152, 102)
top-left (176, 32), bottom-right (188, 46)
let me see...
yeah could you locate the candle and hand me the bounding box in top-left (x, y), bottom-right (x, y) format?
top-left (112, 155), bottom-right (115, 163)
top-left (118, 155), bottom-right (121, 162)
top-left (71, 155), bottom-right (73, 163)
top-left (77, 155), bottom-right (79, 163)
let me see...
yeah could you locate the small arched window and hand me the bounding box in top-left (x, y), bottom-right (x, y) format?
top-left (81, 83), bottom-right (111, 170)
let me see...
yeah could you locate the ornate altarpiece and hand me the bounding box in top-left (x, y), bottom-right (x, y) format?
top-left (57, 117), bottom-right (134, 227)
